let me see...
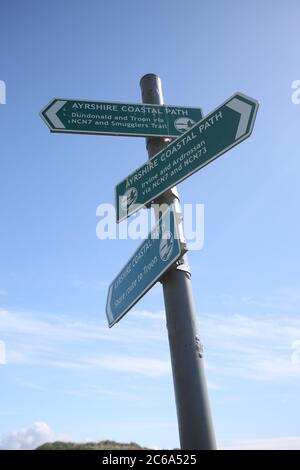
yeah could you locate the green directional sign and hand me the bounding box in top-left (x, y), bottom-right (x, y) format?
top-left (115, 92), bottom-right (259, 222)
top-left (106, 205), bottom-right (185, 327)
top-left (40, 98), bottom-right (203, 138)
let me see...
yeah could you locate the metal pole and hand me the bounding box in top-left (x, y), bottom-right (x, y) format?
top-left (140, 74), bottom-right (216, 450)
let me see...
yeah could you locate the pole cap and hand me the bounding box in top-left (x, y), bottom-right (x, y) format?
top-left (139, 73), bottom-right (161, 86)
top-left (140, 74), bottom-right (164, 105)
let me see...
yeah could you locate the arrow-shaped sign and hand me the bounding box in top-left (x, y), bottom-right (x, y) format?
top-left (44, 100), bottom-right (67, 129)
top-left (115, 92), bottom-right (259, 222)
top-left (106, 205), bottom-right (186, 327)
top-left (40, 98), bottom-right (203, 138)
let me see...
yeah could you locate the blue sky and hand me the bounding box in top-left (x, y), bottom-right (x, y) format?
top-left (0, 0), bottom-right (300, 449)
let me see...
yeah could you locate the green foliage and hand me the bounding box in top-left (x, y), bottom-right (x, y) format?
top-left (36, 440), bottom-right (148, 450)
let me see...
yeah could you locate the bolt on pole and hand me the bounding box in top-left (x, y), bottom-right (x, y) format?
top-left (140, 74), bottom-right (217, 450)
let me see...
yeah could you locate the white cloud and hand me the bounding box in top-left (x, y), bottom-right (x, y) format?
top-left (131, 309), bottom-right (165, 320)
top-left (202, 312), bottom-right (300, 381)
top-left (0, 422), bottom-right (54, 450)
top-left (0, 307), bottom-right (169, 377)
top-left (0, 340), bottom-right (6, 365)
top-left (7, 354), bottom-right (170, 377)
top-left (0, 289), bottom-right (7, 296)
top-left (14, 380), bottom-right (47, 392)
top-left (0, 308), bottom-right (165, 345)
top-left (207, 380), bottom-right (222, 391)
top-left (0, 307), bottom-right (170, 376)
top-left (241, 286), bottom-right (300, 312)
top-left (222, 435), bottom-right (300, 450)
top-left (2, 302), bottom-right (300, 382)
top-left (89, 355), bottom-right (170, 377)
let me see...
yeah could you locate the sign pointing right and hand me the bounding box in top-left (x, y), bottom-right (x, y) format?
top-left (116, 92), bottom-right (259, 223)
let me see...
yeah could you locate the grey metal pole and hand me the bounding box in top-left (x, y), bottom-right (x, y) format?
top-left (140, 74), bottom-right (216, 450)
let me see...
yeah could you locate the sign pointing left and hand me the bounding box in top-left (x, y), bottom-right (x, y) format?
top-left (40, 98), bottom-right (203, 138)
top-left (106, 205), bottom-right (186, 327)
top-left (44, 100), bottom-right (67, 129)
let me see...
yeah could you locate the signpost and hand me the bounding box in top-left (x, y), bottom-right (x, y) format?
top-left (40, 98), bottom-right (203, 138)
top-left (106, 205), bottom-right (185, 327)
top-left (116, 92), bottom-right (259, 222)
top-left (41, 76), bottom-right (259, 450)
